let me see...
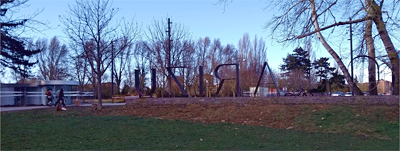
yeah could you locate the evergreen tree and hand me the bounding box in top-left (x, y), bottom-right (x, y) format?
top-left (329, 70), bottom-right (346, 88)
top-left (1, 0), bottom-right (41, 78)
top-left (280, 47), bottom-right (311, 78)
top-left (313, 57), bottom-right (335, 81)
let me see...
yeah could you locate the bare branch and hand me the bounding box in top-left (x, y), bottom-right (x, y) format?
top-left (295, 17), bottom-right (368, 39)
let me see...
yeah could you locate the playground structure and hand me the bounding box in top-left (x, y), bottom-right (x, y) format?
top-left (214, 64), bottom-right (240, 97)
top-left (253, 62), bottom-right (282, 96)
top-left (131, 56), bottom-right (388, 97)
top-left (134, 68), bottom-right (157, 98)
top-left (350, 55), bottom-right (381, 94)
top-left (135, 61), bottom-right (286, 98)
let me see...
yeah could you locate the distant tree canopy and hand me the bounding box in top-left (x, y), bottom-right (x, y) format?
top-left (313, 57), bottom-right (335, 81)
top-left (35, 36), bottom-right (70, 80)
top-left (280, 47), bottom-right (311, 78)
top-left (1, 0), bottom-right (41, 78)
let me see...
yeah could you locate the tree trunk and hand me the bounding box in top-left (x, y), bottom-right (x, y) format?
top-left (96, 47), bottom-right (103, 109)
top-left (374, 21), bottom-right (400, 95)
top-left (115, 73), bottom-right (121, 95)
top-left (310, 1), bottom-right (363, 95)
top-left (368, 0), bottom-right (400, 95)
top-left (97, 72), bottom-right (103, 109)
top-left (365, 18), bottom-right (378, 95)
top-left (91, 73), bottom-right (98, 99)
top-left (326, 78), bottom-right (331, 95)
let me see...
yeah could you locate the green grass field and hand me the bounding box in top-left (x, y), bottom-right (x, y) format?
top-left (1, 106), bottom-right (399, 150)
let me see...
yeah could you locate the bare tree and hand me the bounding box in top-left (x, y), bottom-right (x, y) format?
top-left (304, 0), bottom-right (400, 95)
top-left (36, 36), bottom-right (69, 80)
top-left (257, 0), bottom-right (364, 95)
top-left (209, 39), bottom-right (224, 74)
top-left (83, 40), bottom-right (99, 98)
top-left (196, 37), bottom-right (211, 73)
top-left (70, 43), bottom-right (89, 93)
top-left (193, 37), bottom-right (237, 96)
top-left (112, 37), bottom-right (134, 95)
top-left (220, 44), bottom-right (237, 64)
top-left (219, 0), bottom-right (399, 95)
top-left (195, 37), bottom-right (234, 75)
top-left (123, 51), bottom-right (135, 93)
top-left (363, 0), bottom-right (399, 95)
top-left (181, 40), bottom-right (196, 96)
top-left (130, 41), bottom-right (149, 94)
top-left (60, 0), bottom-right (140, 108)
top-left (364, 14), bottom-right (378, 95)
top-left (237, 33), bottom-right (268, 92)
top-left (142, 17), bottom-right (192, 96)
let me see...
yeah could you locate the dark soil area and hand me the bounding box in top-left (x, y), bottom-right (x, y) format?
top-left (93, 96), bottom-right (399, 131)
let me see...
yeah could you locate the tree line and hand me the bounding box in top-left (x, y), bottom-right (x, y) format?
top-left (280, 47), bottom-right (346, 93)
top-left (2, 0), bottom-right (399, 108)
top-left (2, 0), bottom-right (271, 108)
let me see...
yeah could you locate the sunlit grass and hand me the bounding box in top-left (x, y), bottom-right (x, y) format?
top-left (294, 105), bottom-right (399, 140)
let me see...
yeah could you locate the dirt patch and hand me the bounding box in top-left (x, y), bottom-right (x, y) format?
top-left (93, 96), bottom-right (399, 131)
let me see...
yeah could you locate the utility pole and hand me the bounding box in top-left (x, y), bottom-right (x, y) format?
top-left (111, 41), bottom-right (114, 98)
top-left (350, 18), bottom-right (354, 96)
top-left (166, 18), bottom-right (172, 97)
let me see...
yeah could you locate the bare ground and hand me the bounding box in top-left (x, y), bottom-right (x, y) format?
top-left (93, 96), bottom-right (399, 131)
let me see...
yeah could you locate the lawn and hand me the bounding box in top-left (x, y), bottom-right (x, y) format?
top-left (1, 104), bottom-right (399, 150)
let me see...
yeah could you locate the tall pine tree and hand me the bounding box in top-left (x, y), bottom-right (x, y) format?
top-left (1, 0), bottom-right (41, 78)
top-left (280, 47), bottom-right (311, 78)
top-left (313, 57), bottom-right (335, 81)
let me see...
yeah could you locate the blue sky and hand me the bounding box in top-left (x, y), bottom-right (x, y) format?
top-left (20, 0), bottom-right (277, 44)
top-left (11, 0), bottom-right (395, 82)
top-left (16, 0), bottom-right (297, 69)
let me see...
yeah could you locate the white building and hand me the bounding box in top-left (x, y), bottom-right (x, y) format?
top-left (1, 80), bottom-right (80, 106)
top-left (249, 87), bottom-right (269, 97)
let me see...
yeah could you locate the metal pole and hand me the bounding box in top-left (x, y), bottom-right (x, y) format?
top-left (236, 64), bottom-right (240, 97)
top-left (254, 62), bottom-right (267, 96)
top-left (167, 18), bottom-right (172, 97)
top-left (111, 41), bottom-right (114, 98)
top-left (135, 69), bottom-right (141, 98)
top-left (150, 68), bottom-right (156, 97)
top-left (265, 61), bottom-right (281, 95)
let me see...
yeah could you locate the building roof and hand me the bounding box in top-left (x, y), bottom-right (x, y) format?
top-left (38, 80), bottom-right (79, 86)
top-left (1, 80), bottom-right (79, 88)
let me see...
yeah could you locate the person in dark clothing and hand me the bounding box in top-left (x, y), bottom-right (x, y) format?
top-left (46, 89), bottom-right (53, 106)
top-left (55, 87), bottom-right (66, 107)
